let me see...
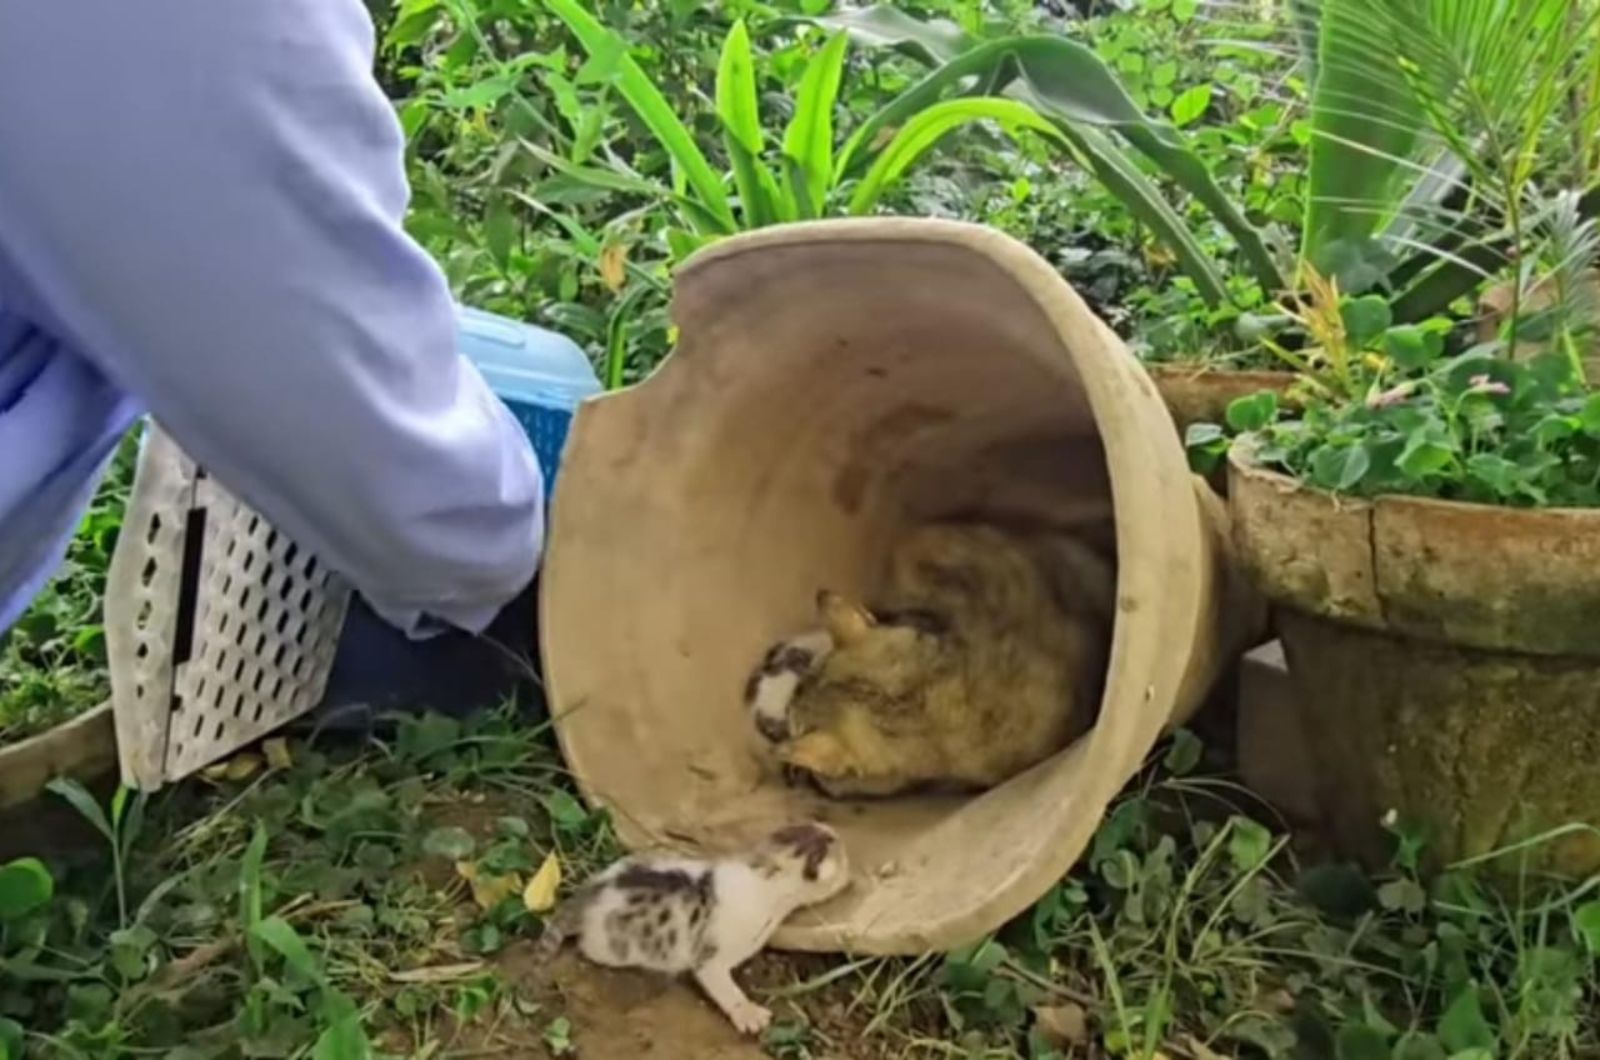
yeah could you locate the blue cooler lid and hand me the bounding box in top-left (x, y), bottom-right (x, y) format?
top-left (455, 304), bottom-right (602, 411)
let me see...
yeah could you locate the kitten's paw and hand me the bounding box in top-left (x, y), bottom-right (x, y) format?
top-left (729, 1001), bottom-right (772, 1036)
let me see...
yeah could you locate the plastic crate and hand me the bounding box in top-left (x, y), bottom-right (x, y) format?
top-left (108, 306), bottom-right (600, 788)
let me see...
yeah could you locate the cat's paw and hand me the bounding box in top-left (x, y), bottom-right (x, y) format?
top-left (728, 1000), bottom-right (772, 1036)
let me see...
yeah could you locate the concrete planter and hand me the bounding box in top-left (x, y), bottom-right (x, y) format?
top-left (1148, 363), bottom-right (1299, 438)
top-left (0, 703), bottom-right (117, 810)
top-left (1228, 445), bottom-right (1600, 875)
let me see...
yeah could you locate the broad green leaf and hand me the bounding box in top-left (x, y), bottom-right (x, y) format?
top-left (543, 789), bottom-right (589, 832)
top-left (313, 1002), bottom-right (373, 1060)
top-left (544, 0), bottom-right (734, 233)
top-left (1169, 84), bottom-right (1212, 128)
top-left (1340, 294), bottom-right (1393, 347)
top-left (1227, 817), bottom-right (1273, 872)
top-left (1382, 324), bottom-right (1440, 370)
top-left (813, 4), bottom-right (970, 65)
top-left (1303, 0), bottom-right (1428, 270)
top-left (1573, 899), bottom-right (1600, 952)
top-left (1311, 445), bottom-right (1371, 491)
top-left (422, 826), bottom-right (477, 861)
top-left (47, 778), bottom-right (113, 844)
top-left (1398, 437), bottom-right (1455, 479)
top-left (0, 1017), bottom-right (23, 1060)
top-left (1392, 1033), bottom-right (1448, 1060)
top-left (1163, 729), bottom-right (1203, 775)
top-left (1334, 1023), bottom-right (1389, 1060)
top-left (0, 858), bottom-right (53, 922)
top-left (1226, 391), bottom-right (1279, 432)
top-left (1438, 983), bottom-right (1494, 1053)
top-left (1185, 422), bottom-right (1229, 475)
top-left (849, 98), bottom-right (1060, 215)
top-left (782, 31), bottom-right (850, 218)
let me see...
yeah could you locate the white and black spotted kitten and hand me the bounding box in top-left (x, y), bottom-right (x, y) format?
top-left (534, 822), bottom-right (850, 1035)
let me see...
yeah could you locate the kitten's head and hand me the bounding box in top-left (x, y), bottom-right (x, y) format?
top-left (755, 822), bottom-right (850, 901)
top-left (780, 592), bottom-right (952, 793)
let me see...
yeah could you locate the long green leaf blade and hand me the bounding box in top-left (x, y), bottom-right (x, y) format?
top-left (849, 98), bottom-right (1060, 214)
top-left (826, 24), bottom-right (1286, 297)
top-left (1064, 125), bottom-right (1232, 307)
top-left (544, 0), bottom-right (734, 233)
top-left (717, 20), bottom-right (778, 227)
top-left (782, 31), bottom-right (850, 218)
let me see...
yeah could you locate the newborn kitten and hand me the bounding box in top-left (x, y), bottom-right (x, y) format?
top-left (534, 822), bottom-right (850, 1035)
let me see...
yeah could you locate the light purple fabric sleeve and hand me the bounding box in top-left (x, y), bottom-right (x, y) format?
top-left (0, 0), bottom-right (544, 636)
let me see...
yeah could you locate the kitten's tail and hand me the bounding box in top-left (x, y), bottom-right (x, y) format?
top-left (533, 900), bottom-right (582, 964)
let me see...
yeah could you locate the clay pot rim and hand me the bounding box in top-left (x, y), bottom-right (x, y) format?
top-left (1229, 435), bottom-right (1600, 522)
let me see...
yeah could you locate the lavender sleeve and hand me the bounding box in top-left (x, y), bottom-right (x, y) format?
top-left (0, 0), bottom-right (544, 636)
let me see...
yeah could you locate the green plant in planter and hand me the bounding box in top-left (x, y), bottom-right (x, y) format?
top-left (1215, 231), bottom-right (1600, 877)
top-left (538, 1), bottom-right (1075, 261)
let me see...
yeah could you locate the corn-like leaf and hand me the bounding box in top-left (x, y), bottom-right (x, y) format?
top-left (849, 98), bottom-right (1061, 215)
top-left (782, 31), bottom-right (850, 219)
top-left (544, 0), bottom-right (734, 233)
top-left (830, 23), bottom-right (1274, 299)
top-left (717, 21), bottom-right (779, 227)
top-left (717, 21), bottom-right (764, 156)
top-left (1062, 125), bottom-right (1231, 307)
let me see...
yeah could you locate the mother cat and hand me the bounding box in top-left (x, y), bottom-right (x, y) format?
top-left (745, 521), bottom-right (1116, 798)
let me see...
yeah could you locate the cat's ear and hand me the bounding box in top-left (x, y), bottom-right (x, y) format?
top-left (780, 730), bottom-right (851, 779)
top-left (817, 590), bottom-right (874, 646)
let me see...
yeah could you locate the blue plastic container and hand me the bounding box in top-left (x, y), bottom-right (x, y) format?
top-left (455, 304), bottom-right (602, 497)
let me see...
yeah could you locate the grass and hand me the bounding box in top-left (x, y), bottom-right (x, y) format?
top-left (4, 1), bottom-right (1600, 1056)
top-left (7, 707), bottom-right (1599, 1059)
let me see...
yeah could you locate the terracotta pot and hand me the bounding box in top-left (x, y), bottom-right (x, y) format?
top-left (1148, 363), bottom-right (1299, 438)
top-left (542, 219), bottom-right (1266, 955)
top-left (1229, 444), bottom-right (1600, 875)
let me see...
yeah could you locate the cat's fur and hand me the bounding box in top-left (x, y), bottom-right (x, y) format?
top-left (534, 822), bottom-right (850, 1035)
top-left (744, 522), bottom-right (1115, 798)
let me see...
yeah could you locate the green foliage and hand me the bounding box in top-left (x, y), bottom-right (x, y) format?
top-left (923, 738), bottom-right (1600, 1058)
top-left (1, 430), bottom-right (138, 744)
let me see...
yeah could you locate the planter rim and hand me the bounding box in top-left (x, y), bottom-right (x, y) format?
top-left (1229, 437), bottom-right (1600, 521)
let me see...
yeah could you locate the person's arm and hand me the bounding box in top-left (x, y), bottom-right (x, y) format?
top-left (0, 0), bottom-right (544, 636)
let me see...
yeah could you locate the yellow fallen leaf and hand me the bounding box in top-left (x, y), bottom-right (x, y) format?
top-left (263, 738), bottom-right (292, 771)
top-left (599, 242), bottom-right (628, 292)
top-left (201, 752), bottom-right (264, 782)
top-left (454, 860), bottom-right (521, 910)
top-left (523, 851), bottom-right (562, 913)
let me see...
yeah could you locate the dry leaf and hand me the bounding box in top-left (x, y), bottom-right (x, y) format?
top-left (523, 851), bottom-right (562, 913)
top-left (202, 753), bottom-right (263, 782)
top-left (390, 961), bottom-right (487, 984)
top-left (1181, 1035), bottom-right (1232, 1060)
top-left (262, 738), bottom-right (292, 771)
top-left (599, 242), bottom-right (628, 292)
top-left (455, 861), bottom-right (522, 910)
top-left (1032, 1003), bottom-right (1087, 1048)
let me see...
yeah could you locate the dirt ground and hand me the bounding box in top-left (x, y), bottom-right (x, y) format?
top-left (428, 942), bottom-right (920, 1059)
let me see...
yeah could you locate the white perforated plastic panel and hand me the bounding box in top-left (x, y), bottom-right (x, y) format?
top-left (106, 423), bottom-right (351, 789)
